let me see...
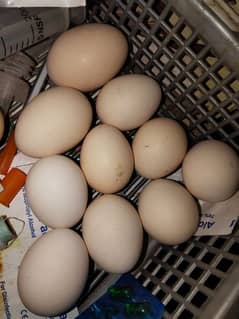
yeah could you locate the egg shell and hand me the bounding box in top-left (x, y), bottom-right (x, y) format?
top-left (132, 118), bottom-right (187, 179)
top-left (80, 124), bottom-right (134, 193)
top-left (138, 179), bottom-right (199, 245)
top-left (82, 194), bottom-right (143, 273)
top-left (47, 23), bottom-right (128, 92)
top-left (96, 74), bottom-right (162, 130)
top-left (15, 87), bottom-right (92, 158)
top-left (182, 140), bottom-right (239, 202)
top-left (26, 155), bottom-right (88, 228)
top-left (17, 229), bottom-right (89, 316)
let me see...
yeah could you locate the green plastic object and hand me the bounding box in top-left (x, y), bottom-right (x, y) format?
top-left (124, 302), bottom-right (151, 316)
top-left (108, 287), bottom-right (133, 301)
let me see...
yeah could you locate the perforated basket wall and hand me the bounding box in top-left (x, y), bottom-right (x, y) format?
top-left (89, 0), bottom-right (239, 151)
top-left (79, 1), bottom-right (239, 319)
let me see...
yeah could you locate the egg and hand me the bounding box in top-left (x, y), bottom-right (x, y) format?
top-left (17, 229), bottom-right (89, 316)
top-left (132, 118), bottom-right (187, 179)
top-left (82, 194), bottom-right (143, 273)
top-left (26, 155), bottom-right (88, 228)
top-left (96, 74), bottom-right (162, 131)
top-left (182, 140), bottom-right (239, 202)
top-left (15, 87), bottom-right (92, 157)
top-left (80, 124), bottom-right (134, 193)
top-left (47, 23), bottom-right (128, 92)
top-left (138, 179), bottom-right (199, 245)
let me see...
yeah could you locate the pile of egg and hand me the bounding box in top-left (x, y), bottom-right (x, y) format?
top-left (14, 23), bottom-right (239, 316)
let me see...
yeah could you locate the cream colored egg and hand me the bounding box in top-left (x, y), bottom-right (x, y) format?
top-left (132, 118), bottom-right (187, 179)
top-left (96, 74), bottom-right (162, 131)
top-left (138, 179), bottom-right (199, 245)
top-left (26, 155), bottom-right (88, 228)
top-left (80, 124), bottom-right (134, 193)
top-left (47, 23), bottom-right (128, 92)
top-left (82, 194), bottom-right (143, 273)
top-left (18, 229), bottom-right (89, 316)
top-left (15, 87), bottom-right (92, 157)
top-left (182, 140), bottom-right (239, 202)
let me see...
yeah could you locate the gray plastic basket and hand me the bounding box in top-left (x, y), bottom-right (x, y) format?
top-left (81, 1), bottom-right (239, 318)
top-left (9, 1), bottom-right (239, 318)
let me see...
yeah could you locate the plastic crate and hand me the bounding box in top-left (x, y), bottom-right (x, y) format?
top-left (10, 1), bottom-right (239, 318)
top-left (82, 2), bottom-right (239, 318)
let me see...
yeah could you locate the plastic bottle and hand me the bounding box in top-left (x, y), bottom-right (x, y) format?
top-left (0, 52), bottom-right (35, 115)
top-left (0, 7), bottom-right (70, 60)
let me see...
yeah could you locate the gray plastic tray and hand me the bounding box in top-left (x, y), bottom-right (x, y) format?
top-left (9, 1), bottom-right (239, 318)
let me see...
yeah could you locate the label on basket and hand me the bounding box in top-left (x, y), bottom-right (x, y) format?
top-left (0, 0), bottom-right (86, 7)
top-left (0, 152), bottom-right (80, 319)
top-left (76, 274), bottom-right (164, 319)
top-left (167, 169), bottom-right (239, 236)
top-left (195, 191), bottom-right (239, 236)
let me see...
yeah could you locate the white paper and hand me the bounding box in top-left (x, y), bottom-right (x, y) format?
top-left (0, 0), bottom-right (86, 7)
top-left (195, 191), bottom-right (239, 236)
top-left (0, 152), bottom-right (80, 319)
top-left (167, 169), bottom-right (183, 182)
top-left (10, 152), bottom-right (38, 172)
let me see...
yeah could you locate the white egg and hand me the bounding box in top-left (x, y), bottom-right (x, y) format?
top-left (18, 229), bottom-right (89, 316)
top-left (15, 87), bottom-right (92, 157)
top-left (80, 124), bottom-right (134, 193)
top-left (96, 74), bottom-right (162, 130)
top-left (26, 155), bottom-right (88, 228)
top-left (82, 194), bottom-right (143, 273)
top-left (138, 179), bottom-right (199, 245)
